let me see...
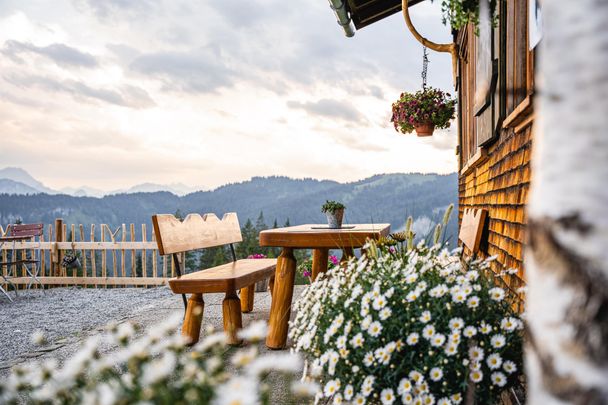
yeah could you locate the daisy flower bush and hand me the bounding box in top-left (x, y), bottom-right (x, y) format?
top-left (289, 238), bottom-right (524, 404)
top-left (0, 317), bottom-right (312, 405)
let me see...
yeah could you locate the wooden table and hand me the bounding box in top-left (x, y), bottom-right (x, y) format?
top-left (259, 223), bottom-right (390, 349)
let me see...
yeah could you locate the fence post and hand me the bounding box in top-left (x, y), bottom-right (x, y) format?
top-left (54, 218), bottom-right (64, 277)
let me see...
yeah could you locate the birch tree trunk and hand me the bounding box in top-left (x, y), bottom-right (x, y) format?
top-left (526, 0), bottom-right (608, 403)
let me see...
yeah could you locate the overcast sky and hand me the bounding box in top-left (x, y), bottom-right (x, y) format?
top-left (0, 0), bottom-right (454, 191)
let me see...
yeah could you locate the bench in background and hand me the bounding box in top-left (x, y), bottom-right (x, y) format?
top-left (152, 212), bottom-right (276, 345)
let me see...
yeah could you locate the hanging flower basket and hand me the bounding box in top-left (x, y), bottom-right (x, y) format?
top-left (391, 87), bottom-right (456, 137)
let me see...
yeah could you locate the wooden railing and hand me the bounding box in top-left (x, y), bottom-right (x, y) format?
top-left (0, 219), bottom-right (179, 288)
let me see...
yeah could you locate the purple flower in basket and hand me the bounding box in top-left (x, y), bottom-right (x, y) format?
top-left (248, 253), bottom-right (267, 259)
top-left (329, 255), bottom-right (339, 266)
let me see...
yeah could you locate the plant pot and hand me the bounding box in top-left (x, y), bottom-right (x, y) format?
top-left (414, 122), bottom-right (435, 137)
top-left (326, 209), bottom-right (344, 229)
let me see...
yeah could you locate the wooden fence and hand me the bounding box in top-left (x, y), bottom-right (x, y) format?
top-left (0, 219), bottom-right (180, 288)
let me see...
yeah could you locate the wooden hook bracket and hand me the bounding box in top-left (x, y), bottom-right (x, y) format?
top-left (402, 0), bottom-right (458, 85)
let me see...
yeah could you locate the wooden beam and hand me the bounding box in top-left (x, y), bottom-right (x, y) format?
top-left (0, 242), bottom-right (159, 250)
top-left (4, 277), bottom-right (168, 286)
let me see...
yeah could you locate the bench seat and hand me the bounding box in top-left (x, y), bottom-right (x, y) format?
top-left (168, 258), bottom-right (277, 294)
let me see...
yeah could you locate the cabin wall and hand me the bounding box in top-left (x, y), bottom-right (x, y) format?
top-left (457, 0), bottom-right (535, 294)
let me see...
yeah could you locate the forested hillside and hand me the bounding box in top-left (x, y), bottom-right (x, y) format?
top-left (0, 173), bottom-right (458, 243)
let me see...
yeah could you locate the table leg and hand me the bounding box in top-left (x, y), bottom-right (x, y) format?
top-left (266, 247), bottom-right (296, 349)
top-left (311, 248), bottom-right (329, 281)
top-left (341, 247), bottom-right (355, 263)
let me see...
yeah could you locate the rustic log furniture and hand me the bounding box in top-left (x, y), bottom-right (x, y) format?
top-left (152, 213), bottom-right (276, 345)
top-left (259, 223), bottom-right (391, 349)
top-left (0, 223), bottom-right (45, 301)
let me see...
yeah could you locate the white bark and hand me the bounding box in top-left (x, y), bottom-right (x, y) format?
top-left (526, 0), bottom-right (608, 404)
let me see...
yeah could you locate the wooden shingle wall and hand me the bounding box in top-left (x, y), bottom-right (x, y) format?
top-left (457, 0), bottom-right (534, 294)
top-left (458, 125), bottom-right (532, 293)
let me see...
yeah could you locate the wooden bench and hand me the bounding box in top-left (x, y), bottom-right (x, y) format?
top-left (152, 212), bottom-right (276, 345)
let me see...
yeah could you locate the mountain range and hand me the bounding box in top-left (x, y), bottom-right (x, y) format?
top-left (0, 171), bottom-right (459, 243)
top-left (0, 167), bottom-right (203, 197)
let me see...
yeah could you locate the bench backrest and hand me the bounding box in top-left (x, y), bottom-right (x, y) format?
top-left (152, 213), bottom-right (242, 256)
top-left (458, 208), bottom-right (487, 255)
top-left (11, 223), bottom-right (44, 238)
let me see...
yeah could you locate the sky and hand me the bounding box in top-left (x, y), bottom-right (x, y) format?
top-left (0, 0), bottom-right (455, 191)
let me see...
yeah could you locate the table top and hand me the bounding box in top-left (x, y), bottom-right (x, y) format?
top-left (259, 223), bottom-right (390, 249)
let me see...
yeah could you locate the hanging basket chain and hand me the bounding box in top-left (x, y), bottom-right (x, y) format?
top-left (421, 46), bottom-right (429, 89)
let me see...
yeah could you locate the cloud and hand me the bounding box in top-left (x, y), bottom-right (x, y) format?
top-left (129, 47), bottom-right (235, 93)
top-left (72, 0), bottom-right (155, 21)
top-left (4, 73), bottom-right (155, 109)
top-left (2, 40), bottom-right (98, 68)
top-left (287, 98), bottom-right (367, 124)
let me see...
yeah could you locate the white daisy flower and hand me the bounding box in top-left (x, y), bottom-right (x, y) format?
top-left (422, 325), bottom-right (436, 339)
top-left (486, 353), bottom-right (503, 369)
top-left (490, 334), bottom-right (506, 349)
top-left (336, 335), bottom-right (347, 349)
top-left (449, 318), bottom-right (464, 330)
top-left (451, 393), bottom-right (462, 404)
top-left (469, 369), bottom-right (483, 383)
top-left (353, 394), bottom-right (366, 404)
top-left (361, 316), bottom-right (372, 331)
top-left (406, 274), bottom-right (418, 284)
top-left (451, 290), bottom-right (466, 304)
top-left (501, 317), bottom-right (518, 332)
top-left (351, 333), bottom-right (365, 348)
top-left (445, 344), bottom-right (458, 356)
top-left (380, 388), bottom-right (396, 405)
top-left (401, 392), bottom-right (414, 404)
top-left (324, 379), bottom-right (341, 397)
top-left (491, 372), bottom-right (507, 387)
top-left (437, 398), bottom-right (452, 405)
top-left (406, 291), bottom-right (419, 302)
top-left (449, 331), bottom-right (461, 343)
top-left (468, 346), bottom-right (484, 362)
top-left (407, 333), bottom-right (420, 345)
top-left (503, 360), bottom-right (517, 374)
top-left (466, 270), bottom-right (479, 281)
top-left (379, 307), bottom-right (392, 320)
top-left (429, 367), bottom-right (443, 382)
top-left (363, 352), bottom-right (374, 367)
top-left (398, 378), bottom-right (413, 394)
top-left (479, 322), bottom-right (492, 334)
top-left (463, 326), bottom-right (477, 338)
top-left (368, 321), bottom-right (382, 337)
top-left (409, 370), bottom-right (424, 384)
top-left (372, 295), bottom-right (387, 310)
top-left (333, 393), bottom-right (344, 404)
top-left (466, 296), bottom-right (480, 309)
top-left (431, 334), bottom-right (446, 347)
top-left (422, 394), bottom-right (435, 405)
top-left (419, 311), bottom-right (432, 323)
top-left (344, 385), bottom-right (354, 400)
top-left (489, 287), bottom-right (505, 301)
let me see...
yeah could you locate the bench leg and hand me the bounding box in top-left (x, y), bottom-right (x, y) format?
top-left (182, 294), bottom-right (204, 345)
top-left (240, 284), bottom-right (255, 313)
top-left (223, 290), bottom-right (243, 346)
top-left (269, 275), bottom-right (275, 297)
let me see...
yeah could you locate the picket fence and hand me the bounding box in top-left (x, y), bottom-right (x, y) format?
top-left (0, 219), bottom-right (182, 288)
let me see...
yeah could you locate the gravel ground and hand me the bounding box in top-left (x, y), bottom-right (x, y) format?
top-left (0, 285), bottom-right (305, 380)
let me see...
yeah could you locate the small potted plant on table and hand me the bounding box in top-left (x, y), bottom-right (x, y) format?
top-left (391, 86), bottom-right (456, 137)
top-left (321, 200), bottom-right (346, 229)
